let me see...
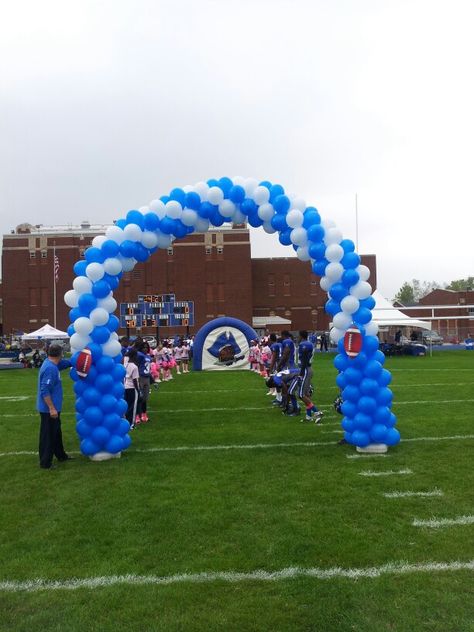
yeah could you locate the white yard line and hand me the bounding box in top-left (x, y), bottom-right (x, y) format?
top-left (0, 559), bottom-right (473, 593)
top-left (358, 469), bottom-right (413, 477)
top-left (347, 454), bottom-right (390, 459)
top-left (383, 490), bottom-right (443, 498)
top-left (413, 515), bottom-right (474, 528)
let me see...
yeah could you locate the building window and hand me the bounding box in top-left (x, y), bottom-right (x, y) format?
top-left (205, 246), bottom-right (212, 255)
top-left (217, 246), bottom-right (224, 254)
top-left (167, 247), bottom-right (174, 256)
top-left (41, 250), bottom-right (47, 258)
top-left (79, 248), bottom-right (85, 258)
top-left (29, 251), bottom-right (36, 259)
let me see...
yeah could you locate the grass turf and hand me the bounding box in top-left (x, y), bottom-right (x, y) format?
top-left (0, 351), bottom-right (473, 631)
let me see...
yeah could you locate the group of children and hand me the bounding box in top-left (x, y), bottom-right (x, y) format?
top-left (258, 330), bottom-right (324, 423)
top-left (121, 336), bottom-right (191, 429)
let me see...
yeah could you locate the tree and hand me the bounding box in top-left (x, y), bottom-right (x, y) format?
top-left (394, 282), bottom-right (416, 305)
top-left (446, 277), bottom-right (474, 291)
top-left (394, 280), bottom-right (443, 304)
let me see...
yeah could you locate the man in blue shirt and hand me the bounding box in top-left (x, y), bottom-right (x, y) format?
top-left (36, 344), bottom-right (72, 469)
top-left (297, 330), bottom-right (324, 423)
top-left (277, 330), bottom-right (296, 371)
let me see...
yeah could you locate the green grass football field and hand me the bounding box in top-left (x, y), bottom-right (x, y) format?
top-left (0, 351), bottom-right (473, 631)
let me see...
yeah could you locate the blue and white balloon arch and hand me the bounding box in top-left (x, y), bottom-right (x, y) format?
top-left (64, 177), bottom-right (400, 458)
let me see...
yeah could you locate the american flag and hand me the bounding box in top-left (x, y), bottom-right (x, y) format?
top-left (54, 252), bottom-right (59, 282)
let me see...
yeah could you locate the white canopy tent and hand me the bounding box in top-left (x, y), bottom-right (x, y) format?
top-left (371, 291), bottom-right (431, 331)
top-left (22, 324), bottom-right (69, 340)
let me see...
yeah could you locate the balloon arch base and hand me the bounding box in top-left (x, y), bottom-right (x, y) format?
top-left (89, 451), bottom-right (122, 462)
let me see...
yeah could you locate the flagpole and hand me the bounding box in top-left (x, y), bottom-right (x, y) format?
top-left (53, 242), bottom-right (57, 328)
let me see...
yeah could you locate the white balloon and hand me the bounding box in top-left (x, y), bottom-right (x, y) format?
top-left (74, 317), bottom-right (93, 336)
top-left (165, 200), bottom-right (182, 219)
top-left (262, 221), bottom-right (276, 234)
top-left (70, 332), bottom-right (91, 350)
top-left (290, 227), bottom-right (308, 246)
top-left (243, 178), bottom-right (258, 196)
top-left (103, 257), bottom-right (122, 276)
top-left (105, 225), bottom-right (125, 245)
top-left (333, 312), bottom-right (352, 330)
top-left (351, 281), bottom-right (372, 299)
top-left (207, 186), bottom-right (224, 205)
top-left (92, 235), bottom-right (107, 248)
top-left (141, 231), bottom-right (159, 249)
top-left (73, 276), bottom-right (92, 295)
top-left (192, 182), bottom-right (207, 201)
top-left (257, 203), bottom-right (274, 222)
top-left (219, 200), bottom-right (236, 218)
top-left (98, 295), bottom-right (117, 314)
top-left (296, 246), bottom-right (311, 261)
top-left (102, 339), bottom-right (122, 357)
top-left (322, 219), bottom-right (336, 230)
top-left (232, 210), bottom-right (246, 224)
top-left (324, 227), bottom-right (343, 245)
top-left (64, 289), bottom-right (79, 308)
top-left (182, 185), bottom-right (194, 193)
top-left (181, 209), bottom-right (198, 227)
top-left (232, 175), bottom-right (246, 186)
top-left (149, 199), bottom-right (166, 218)
top-left (325, 243), bottom-right (344, 262)
top-left (320, 276), bottom-right (332, 292)
top-left (365, 321), bottom-right (379, 336)
top-left (286, 209), bottom-right (304, 228)
top-left (329, 327), bottom-right (345, 343)
top-left (325, 262), bottom-right (343, 282)
top-left (252, 186), bottom-right (270, 205)
top-left (89, 307), bottom-right (110, 326)
top-left (357, 264), bottom-right (371, 281)
top-left (110, 331), bottom-right (119, 341)
top-left (194, 218), bottom-right (210, 233)
top-left (138, 205), bottom-right (149, 214)
top-left (291, 197), bottom-right (306, 212)
top-left (118, 256), bottom-right (136, 272)
top-left (123, 223), bottom-right (143, 242)
top-left (86, 262), bottom-right (105, 282)
top-left (156, 233), bottom-right (172, 248)
top-left (341, 295), bottom-right (360, 314)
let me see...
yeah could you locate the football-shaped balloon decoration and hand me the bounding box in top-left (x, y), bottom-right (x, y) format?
top-left (65, 176), bottom-right (399, 458)
top-left (75, 348), bottom-right (92, 378)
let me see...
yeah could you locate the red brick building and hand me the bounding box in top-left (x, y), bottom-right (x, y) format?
top-left (1, 222), bottom-right (377, 337)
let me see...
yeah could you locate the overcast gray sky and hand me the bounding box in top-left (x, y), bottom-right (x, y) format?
top-left (1, 0), bottom-right (473, 299)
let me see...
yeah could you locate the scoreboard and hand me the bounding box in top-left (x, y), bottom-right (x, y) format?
top-left (119, 294), bottom-right (194, 329)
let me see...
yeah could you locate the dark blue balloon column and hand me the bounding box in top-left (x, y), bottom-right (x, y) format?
top-left (64, 177), bottom-right (399, 457)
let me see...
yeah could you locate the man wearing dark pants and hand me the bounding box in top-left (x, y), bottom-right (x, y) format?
top-left (36, 344), bottom-right (72, 469)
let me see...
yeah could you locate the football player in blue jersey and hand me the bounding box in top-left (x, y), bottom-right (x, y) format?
top-left (297, 330), bottom-right (324, 423)
top-left (267, 333), bottom-right (282, 398)
top-left (277, 330), bottom-right (296, 371)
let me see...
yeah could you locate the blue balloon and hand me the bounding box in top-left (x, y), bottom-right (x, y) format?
top-left (126, 210), bottom-right (144, 228)
top-left (329, 283), bottom-right (348, 302)
top-left (341, 269), bottom-right (360, 288)
top-left (78, 293), bottom-right (97, 314)
top-left (76, 420), bottom-right (92, 437)
top-left (342, 385), bottom-right (360, 403)
top-left (259, 180), bottom-right (272, 190)
top-left (84, 365), bottom-right (98, 383)
top-left (352, 351), bottom-right (368, 369)
top-left (247, 211), bottom-right (263, 228)
top-left (269, 184), bottom-right (285, 202)
top-left (103, 413), bottom-right (121, 431)
top-left (373, 350), bottom-right (386, 365)
top-left (385, 427), bottom-right (400, 446)
top-left (334, 353), bottom-right (349, 371)
top-left (340, 239), bottom-right (355, 253)
top-left (353, 307), bottom-right (372, 326)
top-left (303, 208), bottom-right (321, 228)
top-left (374, 406), bottom-right (391, 424)
top-left (75, 397), bottom-right (86, 413)
top-left (307, 224), bottom-right (325, 242)
top-left (96, 356), bottom-right (115, 373)
top-left (273, 195), bottom-right (290, 213)
top-left (73, 380), bottom-right (87, 396)
top-left (363, 335), bottom-right (379, 355)
top-left (278, 229), bottom-right (292, 246)
top-left (210, 209), bottom-right (225, 227)
top-left (73, 260), bottom-right (88, 276)
top-left (91, 426), bottom-right (111, 446)
top-left (207, 178), bottom-right (219, 187)
top-left (120, 240), bottom-right (137, 258)
top-left (112, 382), bottom-right (125, 399)
top-left (106, 435), bottom-right (124, 454)
top-left (241, 199), bottom-right (257, 215)
top-left (308, 242), bottom-right (326, 261)
top-left (386, 412), bottom-right (397, 428)
top-left (92, 280), bottom-right (111, 299)
top-left (118, 419), bottom-right (130, 436)
top-left (95, 373), bottom-right (114, 393)
top-left (353, 412), bottom-right (372, 431)
top-left (218, 177), bottom-right (233, 196)
top-left (360, 296), bottom-right (376, 311)
top-left (159, 195), bottom-right (170, 204)
top-left (83, 387), bottom-right (101, 406)
top-left (122, 434), bottom-right (132, 450)
top-left (159, 217), bottom-right (176, 234)
top-left (345, 367), bottom-right (363, 385)
top-left (103, 273), bottom-right (119, 290)
top-left (184, 192), bottom-right (201, 210)
top-left (85, 247), bottom-right (104, 264)
top-left (112, 364), bottom-right (126, 382)
top-left (172, 221), bottom-right (188, 239)
top-left (84, 406), bottom-right (103, 426)
top-left (342, 417), bottom-right (355, 432)
top-left (341, 400), bottom-right (357, 417)
top-left (341, 252), bottom-right (361, 269)
top-left (198, 202), bottom-right (215, 218)
top-left (376, 387), bottom-right (393, 406)
top-left (325, 299), bottom-right (341, 316)
top-left (115, 219), bottom-right (127, 229)
top-left (67, 324), bottom-right (75, 337)
top-left (80, 438), bottom-right (100, 456)
top-left (336, 373), bottom-right (346, 389)
top-left (378, 369), bottom-right (392, 387)
top-left (135, 243), bottom-right (150, 262)
top-left (271, 213), bottom-right (288, 232)
top-left (364, 360), bottom-right (383, 379)
top-left (358, 396), bottom-right (377, 415)
top-left (370, 424), bottom-right (388, 443)
top-left (169, 188), bottom-right (186, 205)
top-left (88, 343), bottom-right (103, 362)
top-left (144, 212), bottom-right (160, 231)
top-left (91, 326), bottom-right (110, 345)
top-left (360, 378), bottom-right (379, 395)
top-left (115, 398), bottom-right (128, 417)
top-left (99, 394), bottom-right (117, 414)
top-left (106, 315), bottom-right (120, 332)
top-left (351, 430), bottom-right (370, 447)
top-left (312, 259), bottom-right (328, 277)
top-left (101, 240), bottom-right (120, 258)
top-left (229, 185), bottom-right (246, 204)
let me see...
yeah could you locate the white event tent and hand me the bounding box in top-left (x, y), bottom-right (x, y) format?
top-left (22, 324), bottom-right (69, 340)
top-left (371, 291), bottom-right (431, 331)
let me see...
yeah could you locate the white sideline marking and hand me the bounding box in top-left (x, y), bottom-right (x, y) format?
top-left (0, 396), bottom-right (29, 401)
top-left (395, 399), bottom-right (474, 406)
top-left (383, 489), bottom-right (443, 498)
top-left (1, 434), bottom-right (474, 458)
top-left (359, 469), bottom-right (413, 477)
top-left (413, 515), bottom-right (474, 528)
top-left (347, 454), bottom-right (390, 459)
top-left (1, 560), bottom-right (474, 593)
